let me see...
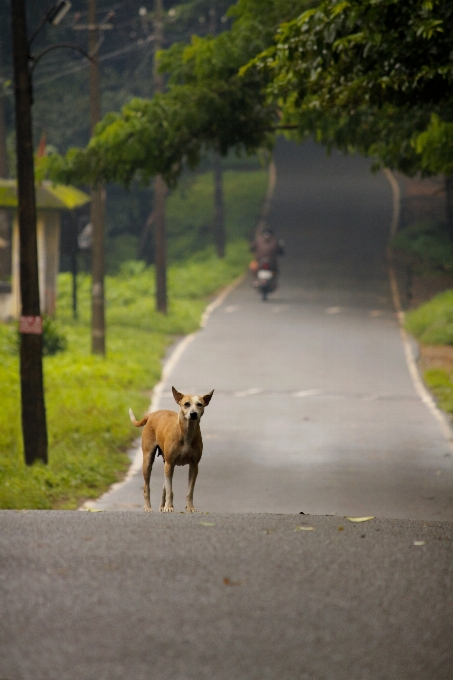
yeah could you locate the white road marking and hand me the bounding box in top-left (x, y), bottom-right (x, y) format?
top-left (234, 387), bottom-right (263, 398)
top-left (291, 389), bottom-right (323, 398)
top-left (325, 306), bottom-right (342, 314)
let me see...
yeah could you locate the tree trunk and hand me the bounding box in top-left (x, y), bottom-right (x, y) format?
top-left (88, 0), bottom-right (106, 355)
top-left (445, 176), bottom-right (453, 240)
top-left (153, 0), bottom-right (167, 313)
top-left (213, 153), bottom-right (226, 258)
top-left (154, 175), bottom-right (167, 313)
top-left (11, 0), bottom-right (48, 465)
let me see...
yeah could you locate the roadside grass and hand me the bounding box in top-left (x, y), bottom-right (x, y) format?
top-left (0, 167), bottom-right (266, 509)
top-left (405, 289), bottom-right (453, 417)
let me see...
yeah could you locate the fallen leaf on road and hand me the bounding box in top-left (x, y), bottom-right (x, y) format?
top-left (199, 522), bottom-right (216, 526)
top-left (338, 526), bottom-right (344, 531)
top-left (413, 541), bottom-right (426, 546)
top-left (223, 577), bottom-right (242, 586)
top-left (294, 526), bottom-right (315, 531)
top-left (83, 508), bottom-right (103, 512)
top-left (346, 516), bottom-right (375, 522)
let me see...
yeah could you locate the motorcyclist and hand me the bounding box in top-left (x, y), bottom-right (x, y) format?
top-left (250, 228), bottom-right (284, 287)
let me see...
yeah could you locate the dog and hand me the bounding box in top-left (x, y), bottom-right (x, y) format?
top-left (129, 386), bottom-right (214, 512)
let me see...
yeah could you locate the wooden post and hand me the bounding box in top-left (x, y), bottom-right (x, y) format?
top-left (154, 0), bottom-right (167, 313)
top-left (88, 0), bottom-right (106, 353)
top-left (10, 0), bottom-right (48, 465)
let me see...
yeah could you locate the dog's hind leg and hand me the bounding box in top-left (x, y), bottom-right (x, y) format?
top-left (185, 463), bottom-right (198, 513)
top-left (161, 461), bottom-right (175, 512)
top-left (143, 444), bottom-right (157, 512)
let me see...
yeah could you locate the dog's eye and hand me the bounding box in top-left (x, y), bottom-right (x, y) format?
top-left (184, 402), bottom-right (190, 407)
top-left (197, 403), bottom-right (202, 407)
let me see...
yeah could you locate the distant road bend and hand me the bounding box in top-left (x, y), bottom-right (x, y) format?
top-left (91, 139), bottom-right (453, 520)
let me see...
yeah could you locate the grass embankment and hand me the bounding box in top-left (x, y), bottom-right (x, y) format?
top-left (0, 168), bottom-right (267, 509)
top-left (405, 291), bottom-right (453, 416)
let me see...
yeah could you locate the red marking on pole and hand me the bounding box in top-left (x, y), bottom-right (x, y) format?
top-left (20, 316), bottom-right (43, 334)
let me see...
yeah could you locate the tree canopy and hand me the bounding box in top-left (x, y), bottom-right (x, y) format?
top-left (48, 0), bottom-right (453, 187)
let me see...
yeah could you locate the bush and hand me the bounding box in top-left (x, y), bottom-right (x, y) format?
top-left (392, 220), bottom-right (453, 272)
top-left (5, 315), bottom-right (68, 356)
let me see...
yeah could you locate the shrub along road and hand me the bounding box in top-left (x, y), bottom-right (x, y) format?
top-left (1, 140), bottom-right (452, 680)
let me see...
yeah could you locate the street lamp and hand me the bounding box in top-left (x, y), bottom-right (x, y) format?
top-left (10, 1), bottom-right (89, 466)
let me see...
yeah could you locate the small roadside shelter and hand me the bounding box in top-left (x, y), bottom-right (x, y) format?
top-left (0, 180), bottom-right (90, 319)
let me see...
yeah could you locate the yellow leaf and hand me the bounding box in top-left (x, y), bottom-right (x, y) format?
top-left (199, 522), bottom-right (216, 526)
top-left (294, 526), bottom-right (315, 531)
top-left (346, 516), bottom-right (374, 522)
top-left (413, 540), bottom-right (425, 546)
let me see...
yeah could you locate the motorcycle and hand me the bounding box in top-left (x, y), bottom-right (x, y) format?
top-left (255, 258), bottom-right (277, 301)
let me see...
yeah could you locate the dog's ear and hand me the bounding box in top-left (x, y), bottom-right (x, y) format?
top-left (172, 386), bottom-right (184, 404)
top-left (202, 390), bottom-right (214, 406)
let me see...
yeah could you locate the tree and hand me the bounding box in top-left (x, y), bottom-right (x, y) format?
top-left (47, 1), bottom-right (311, 188)
top-left (250, 1), bottom-right (453, 172)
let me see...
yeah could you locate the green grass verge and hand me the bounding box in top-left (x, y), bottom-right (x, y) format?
top-left (405, 289), bottom-right (453, 345)
top-left (404, 286), bottom-right (453, 417)
top-left (422, 368), bottom-right (453, 417)
top-left (0, 167), bottom-right (266, 509)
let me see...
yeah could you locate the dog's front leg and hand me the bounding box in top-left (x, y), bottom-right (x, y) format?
top-left (161, 461), bottom-right (174, 512)
top-left (186, 463), bottom-right (198, 513)
top-left (143, 447), bottom-right (156, 512)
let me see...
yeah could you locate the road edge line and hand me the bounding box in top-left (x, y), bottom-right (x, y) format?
top-left (383, 168), bottom-right (453, 444)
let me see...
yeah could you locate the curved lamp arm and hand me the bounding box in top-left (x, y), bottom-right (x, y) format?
top-left (30, 43), bottom-right (93, 75)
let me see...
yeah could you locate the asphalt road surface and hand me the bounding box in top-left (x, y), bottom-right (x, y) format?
top-left (1, 511), bottom-right (452, 680)
top-left (93, 139), bottom-right (453, 520)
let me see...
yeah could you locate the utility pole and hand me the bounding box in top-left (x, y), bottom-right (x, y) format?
top-left (10, 0), bottom-right (48, 465)
top-left (0, 37), bottom-right (10, 281)
top-left (87, 0), bottom-right (106, 353)
top-left (154, 0), bottom-right (167, 313)
top-left (209, 2), bottom-right (226, 258)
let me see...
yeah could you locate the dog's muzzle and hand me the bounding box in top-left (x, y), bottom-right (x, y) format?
top-left (189, 412), bottom-right (198, 420)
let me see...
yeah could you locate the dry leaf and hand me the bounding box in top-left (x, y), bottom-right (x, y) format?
top-left (294, 526), bottom-right (315, 531)
top-left (199, 522), bottom-right (215, 526)
top-left (346, 516), bottom-right (374, 522)
top-left (223, 577), bottom-right (242, 586)
top-left (413, 540), bottom-right (425, 546)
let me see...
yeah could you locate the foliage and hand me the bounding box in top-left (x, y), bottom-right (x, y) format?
top-left (250, 0), bottom-right (453, 175)
top-left (416, 115), bottom-right (453, 177)
top-left (405, 290), bottom-right (453, 345)
top-left (392, 221), bottom-right (453, 273)
top-left (46, 1), bottom-right (311, 188)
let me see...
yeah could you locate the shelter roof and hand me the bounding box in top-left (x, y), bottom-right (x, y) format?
top-left (0, 180), bottom-right (90, 210)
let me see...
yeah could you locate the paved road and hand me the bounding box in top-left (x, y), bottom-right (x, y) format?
top-left (1, 511), bottom-right (452, 680)
top-left (94, 139), bottom-right (453, 520)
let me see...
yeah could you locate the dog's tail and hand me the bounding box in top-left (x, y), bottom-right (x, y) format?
top-left (129, 408), bottom-right (149, 428)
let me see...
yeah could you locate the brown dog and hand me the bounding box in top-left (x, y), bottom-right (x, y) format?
top-left (129, 387), bottom-right (214, 512)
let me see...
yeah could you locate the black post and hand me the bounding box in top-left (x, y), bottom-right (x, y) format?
top-left (11, 0), bottom-right (48, 465)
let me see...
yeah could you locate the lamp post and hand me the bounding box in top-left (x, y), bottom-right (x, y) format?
top-left (10, 0), bottom-right (86, 465)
